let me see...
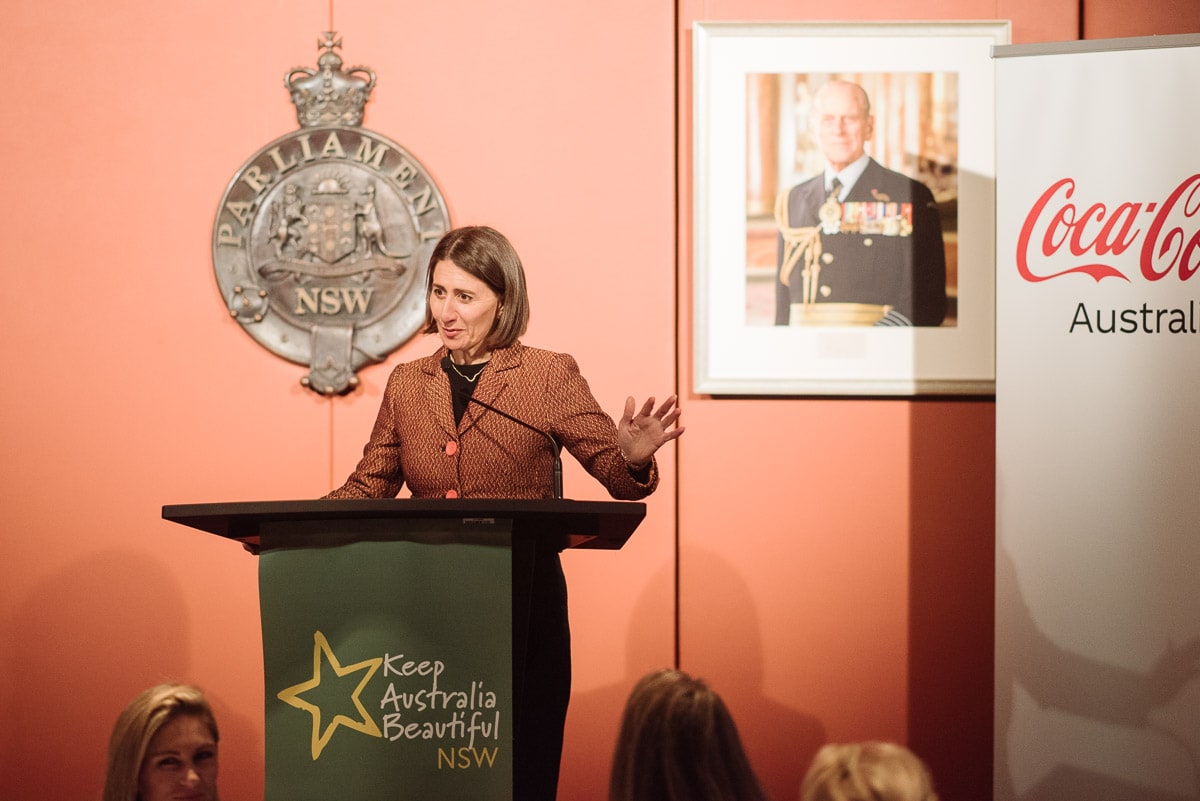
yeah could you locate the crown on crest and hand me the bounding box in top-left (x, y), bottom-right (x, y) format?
top-left (284, 32), bottom-right (376, 128)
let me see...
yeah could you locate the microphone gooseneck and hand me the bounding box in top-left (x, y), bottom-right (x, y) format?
top-left (442, 360), bottom-right (563, 499)
top-left (462, 394), bottom-right (564, 501)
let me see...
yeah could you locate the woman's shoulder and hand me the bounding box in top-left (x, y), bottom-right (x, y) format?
top-left (496, 341), bottom-right (578, 372)
top-left (383, 346), bottom-right (445, 382)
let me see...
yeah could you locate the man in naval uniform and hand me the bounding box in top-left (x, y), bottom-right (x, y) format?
top-left (774, 79), bottom-right (947, 327)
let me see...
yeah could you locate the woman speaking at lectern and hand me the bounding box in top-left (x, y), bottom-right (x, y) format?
top-left (326, 224), bottom-right (684, 801)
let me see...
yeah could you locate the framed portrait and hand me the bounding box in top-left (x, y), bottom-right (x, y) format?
top-left (693, 21), bottom-right (1009, 395)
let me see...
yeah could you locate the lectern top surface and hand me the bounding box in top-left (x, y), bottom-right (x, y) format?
top-left (162, 498), bottom-right (646, 552)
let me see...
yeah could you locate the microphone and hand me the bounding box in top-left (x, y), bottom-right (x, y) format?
top-left (442, 361), bottom-right (563, 499)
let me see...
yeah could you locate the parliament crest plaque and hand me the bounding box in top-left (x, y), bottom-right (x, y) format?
top-left (213, 33), bottom-right (450, 395)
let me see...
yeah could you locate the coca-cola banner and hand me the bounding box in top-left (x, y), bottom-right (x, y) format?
top-left (994, 35), bottom-right (1200, 801)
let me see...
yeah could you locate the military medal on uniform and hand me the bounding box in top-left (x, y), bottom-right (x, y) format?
top-left (818, 192), bottom-right (843, 235)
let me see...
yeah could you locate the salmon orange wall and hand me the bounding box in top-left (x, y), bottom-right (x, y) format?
top-left (2, 1), bottom-right (1196, 801)
top-left (2, 2), bottom-right (675, 800)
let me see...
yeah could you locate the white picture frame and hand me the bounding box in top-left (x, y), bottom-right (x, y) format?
top-left (693, 20), bottom-right (1009, 395)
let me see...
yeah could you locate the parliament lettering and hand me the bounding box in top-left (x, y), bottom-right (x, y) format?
top-left (214, 130), bottom-right (441, 249)
top-left (1017, 175), bottom-right (1200, 284)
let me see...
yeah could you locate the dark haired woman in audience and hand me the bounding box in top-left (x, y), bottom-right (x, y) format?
top-left (609, 668), bottom-right (768, 801)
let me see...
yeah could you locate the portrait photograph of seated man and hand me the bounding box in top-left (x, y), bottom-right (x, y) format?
top-left (744, 72), bottom-right (958, 328)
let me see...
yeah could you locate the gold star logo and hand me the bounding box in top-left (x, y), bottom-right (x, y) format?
top-left (277, 630), bottom-right (383, 759)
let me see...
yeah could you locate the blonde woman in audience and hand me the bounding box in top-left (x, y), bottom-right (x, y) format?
top-left (609, 668), bottom-right (769, 801)
top-left (800, 741), bottom-right (938, 801)
top-left (103, 683), bottom-right (220, 801)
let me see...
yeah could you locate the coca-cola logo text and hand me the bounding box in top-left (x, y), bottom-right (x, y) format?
top-left (1017, 175), bottom-right (1200, 283)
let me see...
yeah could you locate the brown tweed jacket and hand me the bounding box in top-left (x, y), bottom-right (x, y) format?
top-left (327, 341), bottom-right (658, 500)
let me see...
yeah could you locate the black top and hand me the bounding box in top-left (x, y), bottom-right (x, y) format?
top-left (442, 354), bottom-right (488, 424)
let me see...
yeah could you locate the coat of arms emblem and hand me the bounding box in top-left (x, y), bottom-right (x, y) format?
top-left (212, 33), bottom-right (450, 394)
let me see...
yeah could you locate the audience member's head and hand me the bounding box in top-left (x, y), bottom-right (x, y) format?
top-left (103, 683), bottom-right (220, 801)
top-left (800, 741), bottom-right (937, 801)
top-left (609, 668), bottom-right (768, 801)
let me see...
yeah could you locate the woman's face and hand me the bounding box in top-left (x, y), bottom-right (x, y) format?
top-left (137, 713), bottom-right (218, 801)
top-left (429, 259), bottom-right (502, 364)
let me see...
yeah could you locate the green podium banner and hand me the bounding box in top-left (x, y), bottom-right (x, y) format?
top-left (259, 523), bottom-right (514, 801)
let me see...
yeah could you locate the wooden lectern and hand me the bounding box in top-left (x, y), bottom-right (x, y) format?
top-left (163, 498), bottom-right (645, 801)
